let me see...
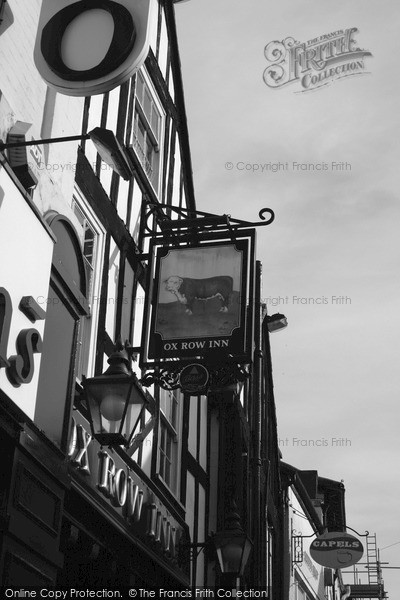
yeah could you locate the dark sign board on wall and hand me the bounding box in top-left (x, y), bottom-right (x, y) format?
top-left (141, 236), bottom-right (255, 366)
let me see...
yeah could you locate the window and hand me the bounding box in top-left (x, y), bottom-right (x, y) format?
top-left (35, 214), bottom-right (89, 450)
top-left (130, 71), bottom-right (163, 193)
top-left (72, 199), bottom-right (97, 297)
top-left (71, 195), bottom-right (104, 379)
top-left (158, 388), bottom-right (181, 494)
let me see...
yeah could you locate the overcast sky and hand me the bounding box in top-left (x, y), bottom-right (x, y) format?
top-left (175, 0), bottom-right (400, 595)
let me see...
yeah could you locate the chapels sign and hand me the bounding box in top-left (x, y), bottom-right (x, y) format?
top-left (310, 531), bottom-right (364, 569)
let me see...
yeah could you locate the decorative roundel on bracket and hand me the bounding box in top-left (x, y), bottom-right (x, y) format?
top-left (40, 0), bottom-right (136, 82)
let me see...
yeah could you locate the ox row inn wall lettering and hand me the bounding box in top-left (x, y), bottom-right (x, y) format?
top-left (34, 0), bottom-right (157, 96)
top-left (67, 414), bottom-right (183, 565)
top-left (144, 239), bottom-right (252, 363)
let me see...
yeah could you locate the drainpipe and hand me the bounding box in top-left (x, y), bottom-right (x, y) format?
top-left (252, 260), bottom-right (263, 585)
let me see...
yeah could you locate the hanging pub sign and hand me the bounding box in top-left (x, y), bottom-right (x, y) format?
top-left (142, 238), bottom-right (253, 364)
top-left (34, 0), bottom-right (156, 96)
top-left (310, 531), bottom-right (364, 569)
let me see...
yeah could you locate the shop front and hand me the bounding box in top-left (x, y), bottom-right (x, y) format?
top-left (0, 162), bottom-right (190, 589)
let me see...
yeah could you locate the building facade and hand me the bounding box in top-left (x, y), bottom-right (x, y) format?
top-left (281, 462), bottom-right (349, 600)
top-left (0, 0), bottom-right (200, 588)
top-left (0, 1), bottom-right (358, 597)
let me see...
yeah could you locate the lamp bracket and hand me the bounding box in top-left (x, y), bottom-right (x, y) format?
top-left (141, 201), bottom-right (274, 243)
top-left (188, 542), bottom-right (208, 561)
top-left (0, 133), bottom-right (90, 150)
top-left (180, 538), bottom-right (213, 563)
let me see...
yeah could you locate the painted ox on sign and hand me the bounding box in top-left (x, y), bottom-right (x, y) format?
top-left (164, 276), bottom-right (233, 315)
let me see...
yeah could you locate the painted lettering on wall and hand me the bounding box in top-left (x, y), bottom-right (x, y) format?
top-left (0, 287), bottom-right (45, 386)
top-left (67, 416), bottom-right (180, 560)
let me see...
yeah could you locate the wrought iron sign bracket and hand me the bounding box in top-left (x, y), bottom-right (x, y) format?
top-left (139, 359), bottom-right (251, 392)
top-left (290, 527), bottom-right (370, 541)
top-left (344, 527), bottom-right (370, 538)
top-left (293, 531), bottom-right (318, 539)
top-left (292, 531), bottom-right (304, 564)
top-left (141, 201), bottom-right (275, 244)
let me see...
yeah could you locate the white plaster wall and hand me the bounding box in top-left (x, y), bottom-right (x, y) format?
top-left (289, 489), bottom-right (329, 600)
top-left (0, 0), bottom-right (85, 222)
top-left (0, 167), bottom-right (54, 419)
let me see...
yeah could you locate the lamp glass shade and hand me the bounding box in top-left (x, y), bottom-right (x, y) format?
top-left (266, 313), bottom-right (288, 333)
top-left (214, 531), bottom-right (253, 576)
top-left (84, 373), bottom-right (144, 446)
top-left (89, 127), bottom-right (133, 180)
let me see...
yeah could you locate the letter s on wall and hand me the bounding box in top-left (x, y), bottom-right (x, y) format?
top-left (7, 328), bottom-right (43, 386)
top-left (41, 0), bottom-right (136, 81)
top-left (0, 287), bottom-right (12, 368)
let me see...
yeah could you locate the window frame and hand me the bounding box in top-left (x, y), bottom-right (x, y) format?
top-left (157, 387), bottom-right (182, 496)
top-left (35, 213), bottom-right (89, 451)
top-left (70, 189), bottom-right (106, 380)
top-left (130, 69), bottom-right (165, 195)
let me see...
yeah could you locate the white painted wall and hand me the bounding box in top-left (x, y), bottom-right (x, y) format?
top-left (0, 167), bottom-right (54, 419)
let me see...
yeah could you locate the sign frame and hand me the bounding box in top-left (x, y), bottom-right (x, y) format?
top-left (309, 531), bottom-right (364, 569)
top-left (140, 231), bottom-right (256, 369)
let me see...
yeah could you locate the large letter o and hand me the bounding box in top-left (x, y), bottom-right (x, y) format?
top-left (41, 0), bottom-right (136, 81)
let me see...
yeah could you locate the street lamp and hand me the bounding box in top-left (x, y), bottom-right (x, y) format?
top-left (82, 340), bottom-right (151, 447)
top-left (213, 503), bottom-right (253, 580)
top-left (266, 312), bottom-right (288, 333)
top-left (0, 126), bottom-right (133, 180)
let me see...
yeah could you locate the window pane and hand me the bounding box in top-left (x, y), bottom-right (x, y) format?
top-left (151, 106), bottom-right (160, 139)
top-left (136, 72), bottom-right (144, 104)
top-left (137, 117), bottom-right (146, 148)
top-left (131, 72), bottom-right (163, 195)
top-left (120, 263), bottom-right (134, 342)
top-left (145, 140), bottom-right (153, 165)
top-left (83, 226), bottom-right (95, 266)
top-left (143, 88), bottom-right (152, 122)
top-left (52, 220), bottom-right (85, 293)
top-left (165, 458), bottom-right (171, 487)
